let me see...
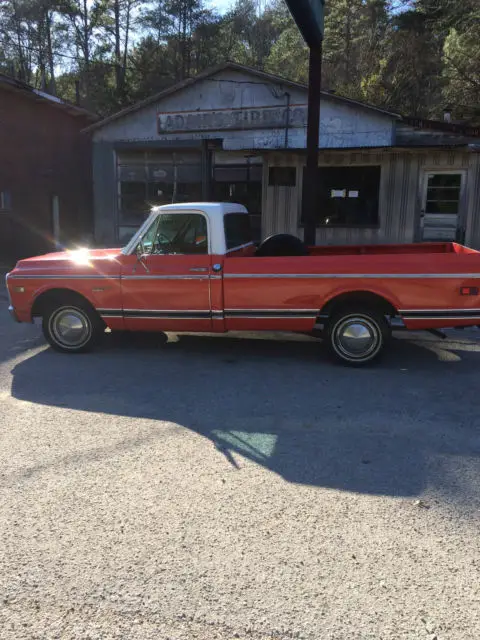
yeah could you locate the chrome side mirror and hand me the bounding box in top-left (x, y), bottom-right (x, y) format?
top-left (134, 241), bottom-right (151, 273)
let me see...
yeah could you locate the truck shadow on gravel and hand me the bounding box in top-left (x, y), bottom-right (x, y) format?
top-left (10, 331), bottom-right (480, 500)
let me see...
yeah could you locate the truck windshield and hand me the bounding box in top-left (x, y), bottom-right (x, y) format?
top-left (224, 213), bottom-right (253, 250)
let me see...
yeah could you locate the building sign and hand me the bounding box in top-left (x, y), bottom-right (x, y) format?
top-left (158, 105), bottom-right (308, 134)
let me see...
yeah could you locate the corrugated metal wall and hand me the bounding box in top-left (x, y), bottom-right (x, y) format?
top-left (263, 149), bottom-right (480, 247)
top-left (466, 153), bottom-right (480, 248)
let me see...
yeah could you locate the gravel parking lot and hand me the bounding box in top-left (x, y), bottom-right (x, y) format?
top-left (1, 290), bottom-right (480, 640)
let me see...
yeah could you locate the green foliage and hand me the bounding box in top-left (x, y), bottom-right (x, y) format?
top-left (0, 0), bottom-right (478, 122)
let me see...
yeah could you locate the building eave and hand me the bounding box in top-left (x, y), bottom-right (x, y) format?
top-left (255, 143), bottom-right (479, 154)
top-left (0, 73), bottom-right (98, 121)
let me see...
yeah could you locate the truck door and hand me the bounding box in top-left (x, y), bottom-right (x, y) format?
top-left (121, 212), bottom-right (213, 331)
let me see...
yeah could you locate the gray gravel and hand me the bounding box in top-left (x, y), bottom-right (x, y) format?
top-left (1, 299), bottom-right (480, 640)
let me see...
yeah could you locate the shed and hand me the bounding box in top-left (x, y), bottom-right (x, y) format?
top-left (87, 62), bottom-right (480, 249)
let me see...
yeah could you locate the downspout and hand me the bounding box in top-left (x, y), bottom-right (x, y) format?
top-left (284, 92), bottom-right (291, 149)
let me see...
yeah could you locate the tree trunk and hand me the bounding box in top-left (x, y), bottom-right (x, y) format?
top-left (114, 0), bottom-right (122, 92)
top-left (83, 0), bottom-right (90, 70)
top-left (45, 10), bottom-right (56, 95)
top-left (123, 0), bottom-right (132, 89)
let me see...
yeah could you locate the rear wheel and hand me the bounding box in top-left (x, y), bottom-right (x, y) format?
top-left (325, 307), bottom-right (390, 366)
top-left (42, 303), bottom-right (103, 353)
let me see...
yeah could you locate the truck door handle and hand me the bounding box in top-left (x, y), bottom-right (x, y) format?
top-left (189, 267), bottom-right (208, 272)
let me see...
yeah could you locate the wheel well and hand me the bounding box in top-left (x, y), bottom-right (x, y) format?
top-left (321, 291), bottom-right (397, 318)
top-left (31, 288), bottom-right (97, 318)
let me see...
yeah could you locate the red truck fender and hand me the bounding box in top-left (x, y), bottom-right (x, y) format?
top-left (320, 285), bottom-right (401, 319)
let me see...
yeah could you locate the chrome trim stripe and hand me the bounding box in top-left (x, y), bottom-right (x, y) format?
top-left (123, 308), bottom-right (208, 313)
top-left (7, 274), bottom-right (118, 280)
top-left (400, 308), bottom-right (480, 313)
top-left (225, 310), bottom-right (317, 318)
top-left (225, 308), bottom-right (317, 313)
top-left (121, 275), bottom-right (209, 280)
top-left (97, 308), bottom-right (318, 320)
top-left (225, 315), bottom-right (316, 320)
top-left (11, 273), bottom-right (480, 282)
top-left (224, 273), bottom-right (480, 280)
top-left (125, 315), bottom-right (212, 320)
top-left (403, 316), bottom-right (480, 321)
top-left (225, 242), bottom-right (255, 254)
top-left (98, 309), bottom-right (123, 317)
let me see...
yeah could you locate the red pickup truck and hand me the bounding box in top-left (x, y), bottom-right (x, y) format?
top-left (6, 202), bottom-right (480, 365)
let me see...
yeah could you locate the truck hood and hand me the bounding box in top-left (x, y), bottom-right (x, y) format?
top-left (12, 248), bottom-right (123, 276)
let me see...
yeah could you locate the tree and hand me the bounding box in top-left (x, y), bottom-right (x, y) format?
top-left (323, 0), bottom-right (364, 94)
top-left (264, 4), bottom-right (308, 82)
top-left (56, 0), bottom-right (109, 107)
top-left (140, 0), bottom-right (215, 81)
top-left (443, 26), bottom-right (480, 121)
top-left (380, 5), bottom-right (443, 116)
top-left (0, 0), bottom-right (61, 91)
top-left (1, 0), bottom-right (479, 122)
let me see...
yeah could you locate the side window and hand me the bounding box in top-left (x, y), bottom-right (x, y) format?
top-left (224, 213), bottom-right (253, 250)
top-left (139, 214), bottom-right (208, 255)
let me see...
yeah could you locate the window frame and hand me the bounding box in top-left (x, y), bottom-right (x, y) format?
top-left (0, 190), bottom-right (12, 213)
top-left (268, 166), bottom-right (297, 187)
top-left (131, 210), bottom-right (211, 256)
top-left (300, 165), bottom-right (382, 229)
top-left (224, 212), bottom-right (255, 252)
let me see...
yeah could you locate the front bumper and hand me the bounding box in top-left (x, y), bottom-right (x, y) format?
top-left (8, 304), bottom-right (21, 323)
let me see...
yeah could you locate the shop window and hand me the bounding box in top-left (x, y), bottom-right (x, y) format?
top-left (268, 167), bottom-right (296, 187)
top-left (212, 163), bottom-right (262, 242)
top-left (0, 191), bottom-right (11, 212)
top-left (117, 151), bottom-right (202, 229)
top-left (301, 166), bottom-right (381, 227)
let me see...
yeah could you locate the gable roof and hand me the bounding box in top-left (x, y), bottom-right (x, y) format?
top-left (0, 72), bottom-right (98, 121)
top-left (85, 61), bottom-right (401, 133)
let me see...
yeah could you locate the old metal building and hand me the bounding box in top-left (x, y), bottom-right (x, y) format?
top-left (0, 74), bottom-right (96, 263)
top-left (88, 62), bottom-right (480, 249)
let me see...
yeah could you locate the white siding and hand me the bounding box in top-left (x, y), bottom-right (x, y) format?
top-left (93, 69), bottom-right (394, 150)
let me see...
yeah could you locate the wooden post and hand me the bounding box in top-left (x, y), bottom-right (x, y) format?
top-left (303, 43), bottom-right (323, 246)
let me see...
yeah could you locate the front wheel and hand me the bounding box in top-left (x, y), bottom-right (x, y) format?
top-left (325, 307), bottom-right (390, 366)
top-left (42, 303), bottom-right (103, 353)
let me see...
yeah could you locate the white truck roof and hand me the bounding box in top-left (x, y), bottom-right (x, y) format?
top-left (155, 202), bottom-right (248, 216)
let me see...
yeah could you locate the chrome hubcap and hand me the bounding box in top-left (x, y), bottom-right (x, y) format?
top-left (334, 316), bottom-right (380, 361)
top-left (51, 308), bottom-right (91, 348)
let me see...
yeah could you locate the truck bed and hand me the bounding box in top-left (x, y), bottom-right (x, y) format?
top-left (309, 242), bottom-right (478, 257)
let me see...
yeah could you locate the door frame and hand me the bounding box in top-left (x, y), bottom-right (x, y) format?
top-left (418, 169), bottom-right (467, 243)
top-left (120, 209), bottom-right (215, 332)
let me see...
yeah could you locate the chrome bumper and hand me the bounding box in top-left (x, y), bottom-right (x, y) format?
top-left (8, 305), bottom-right (20, 323)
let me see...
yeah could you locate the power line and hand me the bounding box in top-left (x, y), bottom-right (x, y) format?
top-left (0, 36), bottom-right (119, 67)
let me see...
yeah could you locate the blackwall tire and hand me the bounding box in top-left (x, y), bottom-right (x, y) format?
top-left (326, 307), bottom-right (390, 366)
top-left (42, 303), bottom-right (103, 353)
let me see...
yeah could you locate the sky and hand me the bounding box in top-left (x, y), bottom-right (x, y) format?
top-left (207, 0), bottom-right (235, 14)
